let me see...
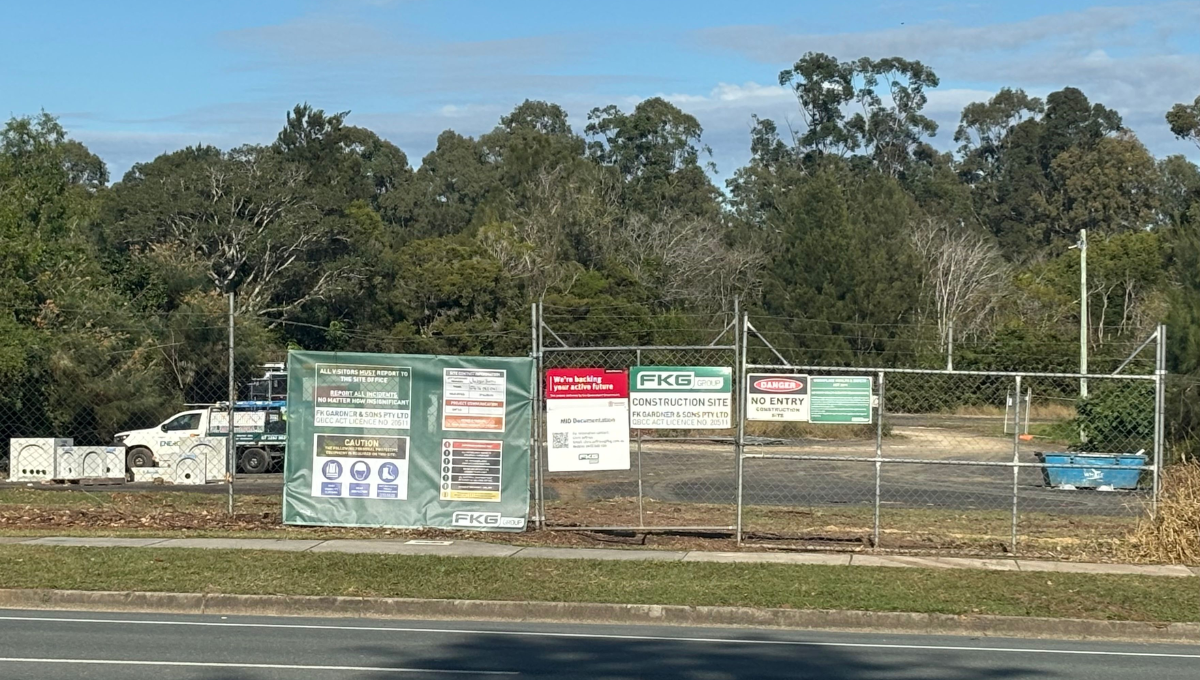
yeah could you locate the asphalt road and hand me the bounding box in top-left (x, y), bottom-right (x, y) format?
top-left (0, 609), bottom-right (1196, 679)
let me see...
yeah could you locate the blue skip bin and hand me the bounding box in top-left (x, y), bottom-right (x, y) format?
top-left (1037, 452), bottom-right (1147, 490)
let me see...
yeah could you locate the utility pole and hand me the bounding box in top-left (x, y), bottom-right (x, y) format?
top-left (946, 321), bottom-right (954, 372)
top-left (1078, 228), bottom-right (1088, 399)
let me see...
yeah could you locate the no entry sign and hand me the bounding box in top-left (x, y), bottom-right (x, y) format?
top-left (746, 373), bottom-right (810, 421)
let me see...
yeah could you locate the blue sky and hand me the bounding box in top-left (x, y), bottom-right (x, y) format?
top-left (4, 0), bottom-right (1199, 182)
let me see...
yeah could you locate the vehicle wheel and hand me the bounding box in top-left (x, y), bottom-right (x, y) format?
top-left (240, 448), bottom-right (270, 474)
top-left (126, 447), bottom-right (154, 471)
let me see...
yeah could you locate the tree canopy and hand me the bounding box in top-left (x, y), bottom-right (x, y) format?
top-left (2, 52), bottom-right (1199, 456)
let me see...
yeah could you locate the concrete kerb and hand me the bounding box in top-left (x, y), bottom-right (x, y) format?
top-left (154, 538), bottom-right (325, 552)
top-left (1015, 560), bottom-right (1196, 578)
top-left (21, 537), bottom-right (170, 548)
top-left (0, 588), bottom-right (1196, 644)
top-left (512, 547), bottom-right (687, 561)
top-left (309, 540), bottom-right (522, 557)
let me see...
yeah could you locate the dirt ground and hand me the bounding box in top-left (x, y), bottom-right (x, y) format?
top-left (0, 416), bottom-right (1153, 562)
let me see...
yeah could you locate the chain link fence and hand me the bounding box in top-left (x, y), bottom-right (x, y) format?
top-left (1, 299), bottom-right (279, 481)
top-left (3, 296), bottom-right (1172, 559)
top-left (738, 320), bottom-right (1164, 558)
top-left (535, 303), bottom-right (740, 531)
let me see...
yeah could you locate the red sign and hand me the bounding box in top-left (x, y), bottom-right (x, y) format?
top-left (545, 368), bottom-right (629, 399)
top-left (752, 377), bottom-right (805, 393)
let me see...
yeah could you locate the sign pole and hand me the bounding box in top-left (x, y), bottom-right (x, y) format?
top-left (635, 349), bottom-right (644, 529)
top-left (736, 310), bottom-right (747, 546)
top-left (227, 291), bottom-right (235, 516)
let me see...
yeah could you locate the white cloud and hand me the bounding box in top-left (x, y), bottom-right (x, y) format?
top-left (697, 4), bottom-right (1200, 63)
top-left (74, 4), bottom-right (1200, 183)
top-left (692, 3), bottom-right (1200, 162)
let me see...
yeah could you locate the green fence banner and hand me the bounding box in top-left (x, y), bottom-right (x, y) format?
top-left (283, 351), bottom-right (533, 531)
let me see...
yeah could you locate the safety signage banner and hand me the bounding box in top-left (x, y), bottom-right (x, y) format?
top-left (310, 434), bottom-right (409, 500)
top-left (629, 366), bottom-right (732, 429)
top-left (545, 368), bottom-right (630, 472)
top-left (746, 374), bottom-right (810, 422)
top-left (284, 351), bottom-right (532, 531)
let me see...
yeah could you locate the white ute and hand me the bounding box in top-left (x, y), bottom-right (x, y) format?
top-left (114, 410), bottom-right (210, 471)
top-left (114, 407), bottom-right (279, 474)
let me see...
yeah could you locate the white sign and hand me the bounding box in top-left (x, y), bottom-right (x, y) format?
top-left (746, 373), bottom-right (810, 422)
top-left (629, 366), bottom-right (732, 429)
top-left (442, 368), bottom-right (507, 432)
top-left (545, 369), bottom-right (630, 472)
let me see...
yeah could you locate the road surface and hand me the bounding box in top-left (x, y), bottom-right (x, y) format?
top-left (0, 609), bottom-right (1195, 679)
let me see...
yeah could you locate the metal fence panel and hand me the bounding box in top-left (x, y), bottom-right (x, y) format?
top-left (737, 318), bottom-right (1163, 557)
top-left (537, 309), bottom-right (741, 530)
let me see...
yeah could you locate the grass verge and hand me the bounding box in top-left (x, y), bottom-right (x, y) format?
top-left (0, 545), bottom-right (1195, 623)
top-left (0, 488), bottom-right (1151, 561)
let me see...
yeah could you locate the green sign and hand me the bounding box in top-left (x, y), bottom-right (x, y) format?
top-left (809, 376), bottom-right (873, 424)
top-left (284, 351), bottom-right (533, 531)
top-left (629, 366), bottom-right (732, 429)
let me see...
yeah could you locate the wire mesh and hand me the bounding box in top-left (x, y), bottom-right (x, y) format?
top-left (738, 332), bottom-right (1161, 557)
top-left (1, 306), bottom-right (274, 479)
top-left (539, 341), bottom-right (739, 530)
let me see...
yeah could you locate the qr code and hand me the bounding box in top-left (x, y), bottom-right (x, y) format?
top-left (551, 433), bottom-right (569, 449)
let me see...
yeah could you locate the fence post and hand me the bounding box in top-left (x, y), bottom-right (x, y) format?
top-left (635, 348), bottom-right (644, 528)
top-left (1154, 323), bottom-right (1166, 511)
top-left (227, 291), bottom-right (235, 516)
top-left (1011, 374), bottom-right (1022, 555)
top-left (736, 310), bottom-right (747, 546)
top-left (531, 302), bottom-right (543, 530)
top-left (1003, 389), bottom-right (1011, 434)
top-left (874, 371), bottom-right (884, 550)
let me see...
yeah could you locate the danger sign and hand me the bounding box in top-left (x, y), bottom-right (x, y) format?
top-left (746, 373), bottom-right (809, 422)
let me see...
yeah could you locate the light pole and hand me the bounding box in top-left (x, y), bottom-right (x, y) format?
top-left (1070, 229), bottom-right (1088, 399)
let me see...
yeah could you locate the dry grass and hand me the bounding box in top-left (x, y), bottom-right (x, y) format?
top-left (743, 421), bottom-right (878, 440)
top-left (545, 498), bottom-right (1141, 562)
top-left (951, 402), bottom-right (1076, 420)
top-left (1122, 464), bottom-right (1200, 565)
top-left (0, 487), bottom-right (1147, 562)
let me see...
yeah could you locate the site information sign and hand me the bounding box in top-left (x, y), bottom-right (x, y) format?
top-left (545, 368), bottom-right (630, 472)
top-left (629, 366), bottom-right (732, 429)
top-left (746, 374), bottom-right (810, 422)
top-left (809, 376), bottom-right (873, 424)
top-left (442, 368), bottom-right (506, 432)
top-left (284, 351), bottom-right (532, 531)
top-left (315, 364), bottom-right (412, 429)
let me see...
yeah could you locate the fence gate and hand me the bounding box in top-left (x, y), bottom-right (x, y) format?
top-left (737, 316), bottom-right (1165, 558)
top-left (534, 302), bottom-right (741, 532)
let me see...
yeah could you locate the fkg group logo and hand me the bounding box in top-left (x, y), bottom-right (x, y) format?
top-left (635, 371), bottom-right (723, 390)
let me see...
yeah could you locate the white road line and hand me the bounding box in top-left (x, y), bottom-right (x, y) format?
top-left (0, 614), bottom-right (1196, 659)
top-left (0, 657), bottom-right (515, 675)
